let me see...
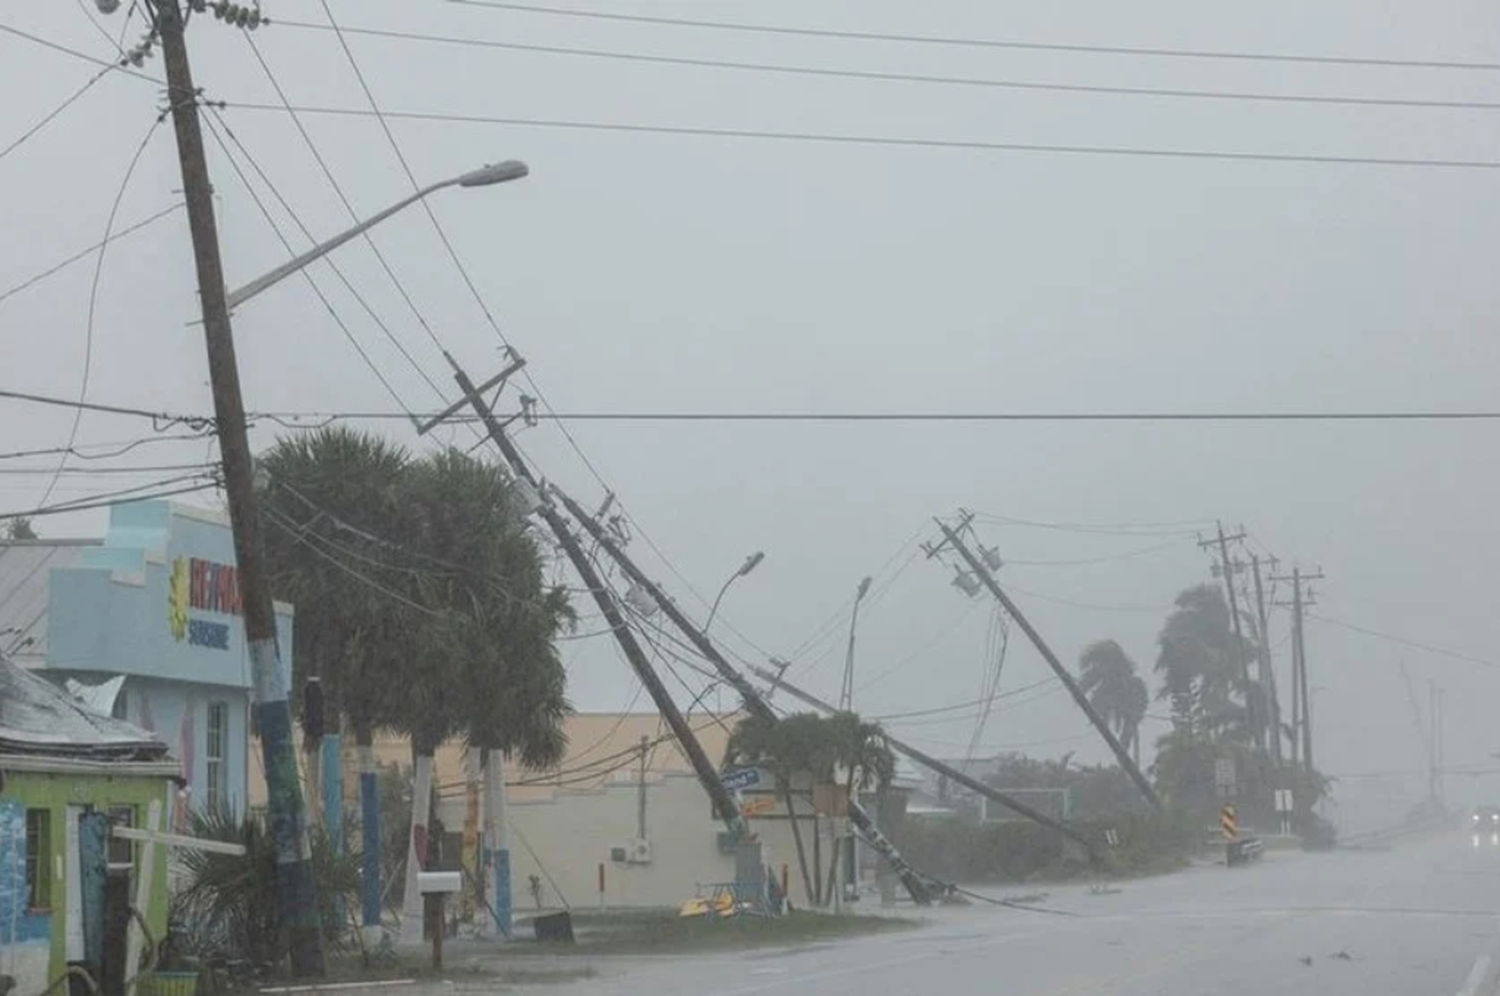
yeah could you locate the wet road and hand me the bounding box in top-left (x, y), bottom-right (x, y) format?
top-left (540, 829), bottom-right (1500, 996)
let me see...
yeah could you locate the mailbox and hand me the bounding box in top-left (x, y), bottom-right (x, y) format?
top-left (416, 871), bottom-right (461, 895)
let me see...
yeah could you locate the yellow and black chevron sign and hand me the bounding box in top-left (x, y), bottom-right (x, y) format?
top-left (1220, 804), bottom-right (1239, 840)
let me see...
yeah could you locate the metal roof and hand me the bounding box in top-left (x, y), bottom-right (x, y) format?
top-left (0, 651), bottom-right (168, 760)
top-left (0, 540), bottom-right (97, 665)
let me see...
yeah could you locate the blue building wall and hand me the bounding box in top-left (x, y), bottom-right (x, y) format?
top-left (41, 501), bottom-right (291, 818)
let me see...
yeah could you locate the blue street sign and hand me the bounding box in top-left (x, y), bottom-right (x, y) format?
top-left (720, 767), bottom-right (761, 791)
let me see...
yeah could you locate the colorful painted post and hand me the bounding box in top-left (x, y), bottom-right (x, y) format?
top-left (358, 744), bottom-right (381, 929)
top-left (321, 734), bottom-right (343, 852)
top-left (483, 749), bottom-right (512, 936)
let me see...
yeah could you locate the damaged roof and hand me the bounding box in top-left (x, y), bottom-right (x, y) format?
top-left (0, 651), bottom-right (168, 761)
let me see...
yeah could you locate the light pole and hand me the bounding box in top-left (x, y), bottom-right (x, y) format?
top-left (704, 551), bottom-right (765, 634)
top-left (227, 156), bottom-right (528, 942)
top-left (226, 160), bottom-right (529, 309)
top-left (838, 576), bottom-right (873, 713)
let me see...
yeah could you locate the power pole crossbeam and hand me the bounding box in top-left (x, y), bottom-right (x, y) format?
top-left (553, 488), bottom-right (936, 905)
top-left (155, 0), bottom-right (322, 975)
top-left (442, 366), bottom-right (747, 839)
top-left (938, 521), bottom-right (1164, 812)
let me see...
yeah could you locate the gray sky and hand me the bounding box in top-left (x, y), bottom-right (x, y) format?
top-left (5, 1), bottom-right (1500, 820)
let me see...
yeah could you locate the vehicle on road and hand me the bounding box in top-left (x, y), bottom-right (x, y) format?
top-left (1473, 806), bottom-right (1500, 828)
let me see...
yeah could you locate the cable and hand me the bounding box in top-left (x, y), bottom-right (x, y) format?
top-left (262, 507), bottom-right (446, 618)
top-left (856, 599), bottom-right (983, 694)
top-left (0, 23), bottom-right (161, 83)
top-left (278, 17), bottom-right (1500, 117)
top-left (0, 461), bottom-right (215, 476)
top-left (1, 67), bottom-right (112, 164)
top-left (0, 432), bottom-right (211, 462)
top-left (36, 115), bottom-right (164, 512)
top-left (0, 480), bottom-right (217, 523)
top-left (271, 407), bottom-right (1500, 423)
top-left (240, 33), bottom-right (456, 390)
top-left (73, 0), bottom-right (126, 57)
top-left (1308, 613), bottom-right (1500, 671)
top-left (200, 109), bottom-right (417, 415)
top-left (220, 102), bottom-right (1500, 172)
top-left (974, 510), bottom-right (1212, 536)
top-left (1003, 582), bottom-right (1171, 614)
top-left (869, 676), bottom-right (1056, 721)
top-left (1004, 538), bottom-right (1186, 566)
top-left (0, 203), bottom-right (184, 308)
top-left (449, 1), bottom-right (1500, 74)
top-left (0, 388), bottom-right (209, 428)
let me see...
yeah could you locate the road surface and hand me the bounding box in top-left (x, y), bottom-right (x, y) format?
top-left (521, 829), bottom-right (1500, 996)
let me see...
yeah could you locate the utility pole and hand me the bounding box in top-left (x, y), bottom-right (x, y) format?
top-left (1249, 554), bottom-right (1283, 766)
top-left (1429, 681), bottom-right (1445, 809)
top-left (636, 735), bottom-right (649, 840)
top-left (154, 0), bottom-right (321, 974)
top-left (932, 518), bottom-right (1163, 812)
top-left (1200, 525), bottom-right (1261, 749)
top-left (552, 487), bottom-right (936, 905)
top-left (422, 357), bottom-right (748, 840)
top-left (1274, 567), bottom-right (1322, 774)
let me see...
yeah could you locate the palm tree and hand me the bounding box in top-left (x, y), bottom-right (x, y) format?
top-left (1078, 640), bottom-right (1149, 763)
top-left (396, 449), bottom-right (573, 936)
top-left (726, 711), bottom-right (819, 906)
top-left (821, 712), bottom-right (895, 905)
top-left (259, 427), bottom-right (414, 931)
top-left (1154, 585), bottom-right (1256, 743)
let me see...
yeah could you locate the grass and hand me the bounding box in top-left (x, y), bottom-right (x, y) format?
top-left (524, 909), bottom-right (918, 955)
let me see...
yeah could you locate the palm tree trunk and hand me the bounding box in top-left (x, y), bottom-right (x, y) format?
top-left (780, 773), bottom-right (815, 908)
top-left (355, 723), bottom-right (381, 931)
top-left (461, 748), bottom-right (481, 929)
top-left (399, 745), bottom-right (435, 944)
top-left (482, 749), bottom-right (512, 935)
top-left (823, 769), bottom-right (858, 907)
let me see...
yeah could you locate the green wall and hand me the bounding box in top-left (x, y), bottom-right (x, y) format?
top-left (2, 769), bottom-right (172, 988)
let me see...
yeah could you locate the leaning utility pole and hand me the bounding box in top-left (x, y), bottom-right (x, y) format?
top-left (933, 519), bottom-right (1163, 811)
top-left (155, 0), bottom-right (322, 974)
top-left (1200, 525), bottom-right (1262, 749)
top-left (1249, 554), bottom-right (1283, 766)
top-left (552, 488), bottom-right (937, 905)
top-left (422, 357), bottom-right (748, 840)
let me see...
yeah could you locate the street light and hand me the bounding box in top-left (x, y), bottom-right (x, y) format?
top-left (704, 551), bottom-right (765, 634)
top-left (226, 160), bottom-right (529, 309)
top-left (839, 576), bottom-right (873, 712)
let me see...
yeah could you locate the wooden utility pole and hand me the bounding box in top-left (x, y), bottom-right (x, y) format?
top-left (1275, 567), bottom-right (1323, 774)
top-left (426, 358), bottom-right (748, 839)
top-left (552, 487), bottom-right (937, 905)
top-left (154, 0), bottom-right (322, 974)
top-left (1200, 525), bottom-right (1262, 749)
top-left (935, 519), bottom-right (1163, 812)
top-left (1249, 554), bottom-right (1283, 766)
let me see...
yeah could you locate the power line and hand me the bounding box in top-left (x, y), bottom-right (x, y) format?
top-left (448, 1), bottom-right (1500, 74)
top-left (1308, 612), bottom-right (1500, 671)
top-left (0, 461), bottom-right (215, 476)
top-left (240, 33), bottom-right (456, 394)
top-left (0, 431), bottom-right (213, 462)
top-left (38, 114), bottom-right (165, 511)
top-left (0, 477), bottom-right (218, 523)
top-left (974, 510), bottom-right (1212, 536)
top-left (0, 203), bottom-right (184, 309)
top-left (1004, 538), bottom-right (1186, 566)
top-left (199, 109), bottom-right (415, 415)
top-left (277, 17), bottom-right (1500, 116)
top-left (0, 388), bottom-right (209, 428)
top-left (1, 66), bottom-right (113, 164)
top-left (0, 23), bottom-right (161, 83)
top-left (224, 102), bottom-right (1500, 172)
top-left (1003, 581), bottom-right (1172, 614)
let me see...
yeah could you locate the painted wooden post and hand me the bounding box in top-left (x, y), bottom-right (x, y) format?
top-left (358, 744), bottom-right (381, 930)
top-left (78, 812), bottom-right (108, 978)
top-left (123, 799), bottom-right (161, 996)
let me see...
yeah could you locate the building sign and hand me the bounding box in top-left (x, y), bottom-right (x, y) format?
top-left (168, 557), bottom-right (241, 650)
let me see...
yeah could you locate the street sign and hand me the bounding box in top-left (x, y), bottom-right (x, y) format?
top-left (1214, 758), bottom-right (1236, 788)
top-left (1220, 803), bottom-right (1238, 841)
top-left (720, 767), bottom-right (761, 791)
top-left (1274, 789), bottom-right (1294, 813)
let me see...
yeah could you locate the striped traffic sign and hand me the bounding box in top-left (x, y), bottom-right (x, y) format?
top-left (1220, 803), bottom-right (1238, 840)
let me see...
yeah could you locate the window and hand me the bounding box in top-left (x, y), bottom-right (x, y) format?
top-left (206, 701), bottom-right (228, 811)
top-left (106, 805), bottom-right (135, 868)
top-left (25, 809), bottom-right (50, 910)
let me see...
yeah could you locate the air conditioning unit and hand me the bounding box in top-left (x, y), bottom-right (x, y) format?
top-left (626, 838), bottom-right (652, 864)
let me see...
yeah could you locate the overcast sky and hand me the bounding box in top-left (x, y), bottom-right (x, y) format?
top-left (6, 1), bottom-right (1500, 823)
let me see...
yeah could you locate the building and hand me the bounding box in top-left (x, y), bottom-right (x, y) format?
top-left (272, 713), bottom-right (909, 913)
top-left (0, 652), bottom-right (179, 996)
top-left (0, 500), bottom-right (293, 819)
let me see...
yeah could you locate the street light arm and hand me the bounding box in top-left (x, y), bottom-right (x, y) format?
top-left (704, 574), bottom-right (738, 634)
top-left (227, 179), bottom-right (450, 310)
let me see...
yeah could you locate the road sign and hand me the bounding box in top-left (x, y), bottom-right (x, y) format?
top-left (1220, 803), bottom-right (1238, 841)
top-left (1214, 758), bottom-right (1236, 788)
top-left (1274, 789), bottom-right (1294, 813)
top-left (720, 767), bottom-right (761, 791)
top-left (741, 796), bottom-right (776, 817)
top-left (1105, 828), bottom-right (1120, 849)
